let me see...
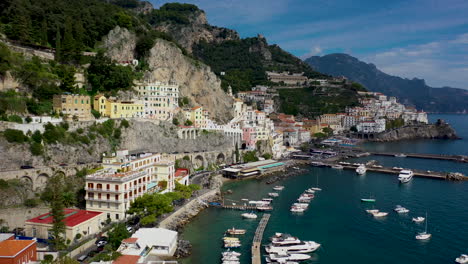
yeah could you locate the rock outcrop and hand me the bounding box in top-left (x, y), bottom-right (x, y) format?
top-left (154, 10), bottom-right (239, 53)
top-left (370, 120), bottom-right (459, 142)
top-left (102, 27), bottom-right (234, 123)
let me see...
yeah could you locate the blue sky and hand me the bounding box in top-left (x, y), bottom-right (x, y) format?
top-left (151, 0), bottom-right (468, 89)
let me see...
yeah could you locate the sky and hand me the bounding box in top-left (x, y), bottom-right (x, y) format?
top-left (151, 0), bottom-right (468, 89)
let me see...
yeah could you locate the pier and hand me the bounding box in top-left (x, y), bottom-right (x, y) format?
top-left (324, 163), bottom-right (467, 181)
top-left (211, 202), bottom-right (273, 211)
top-left (252, 214), bottom-right (271, 264)
top-left (369, 151), bottom-right (468, 163)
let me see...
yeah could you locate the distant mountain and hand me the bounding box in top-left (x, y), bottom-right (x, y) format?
top-left (305, 53), bottom-right (468, 113)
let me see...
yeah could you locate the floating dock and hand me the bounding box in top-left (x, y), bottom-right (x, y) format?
top-left (252, 214), bottom-right (271, 264)
top-left (211, 203), bottom-right (273, 211)
top-left (369, 151), bottom-right (468, 163)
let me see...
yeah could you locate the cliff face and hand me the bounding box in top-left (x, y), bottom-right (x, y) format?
top-left (370, 122), bottom-right (459, 142)
top-left (154, 11), bottom-right (239, 53)
top-left (102, 27), bottom-right (233, 123)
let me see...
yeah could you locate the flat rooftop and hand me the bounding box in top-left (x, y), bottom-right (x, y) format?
top-left (26, 209), bottom-right (102, 227)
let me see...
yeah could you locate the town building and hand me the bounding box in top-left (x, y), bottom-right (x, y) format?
top-left (356, 119), bottom-right (386, 133)
top-left (25, 209), bottom-right (103, 243)
top-left (175, 169), bottom-right (189, 186)
top-left (93, 95), bottom-right (144, 119)
top-left (266, 71), bottom-right (308, 85)
top-left (134, 81), bottom-right (179, 121)
top-left (118, 228), bottom-right (178, 257)
top-left (182, 106), bottom-right (206, 128)
top-left (53, 94), bottom-right (92, 121)
top-left (0, 239), bottom-right (36, 264)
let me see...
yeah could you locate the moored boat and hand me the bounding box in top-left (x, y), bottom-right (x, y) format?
top-left (398, 170), bottom-right (414, 183)
top-left (266, 252), bottom-right (311, 262)
top-left (273, 186), bottom-right (285, 191)
top-left (361, 198), bottom-right (376, 203)
top-left (356, 165), bottom-right (367, 175)
top-left (372, 211), bottom-right (388, 217)
top-left (366, 209), bottom-right (379, 214)
top-left (226, 228), bottom-right (246, 235)
top-left (265, 241), bottom-right (321, 254)
top-left (412, 216), bottom-right (425, 223)
top-left (269, 192), bottom-right (280, 197)
top-left (332, 164), bottom-right (344, 169)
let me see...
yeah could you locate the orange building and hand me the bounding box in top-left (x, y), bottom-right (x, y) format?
top-left (0, 239), bottom-right (37, 264)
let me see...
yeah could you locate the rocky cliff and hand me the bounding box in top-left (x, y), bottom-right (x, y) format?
top-left (102, 27), bottom-right (234, 123)
top-left (154, 10), bottom-right (239, 53)
top-left (0, 120), bottom-right (232, 171)
top-left (370, 121), bottom-right (459, 142)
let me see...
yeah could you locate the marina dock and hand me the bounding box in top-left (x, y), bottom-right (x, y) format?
top-left (324, 163), bottom-right (467, 180)
top-left (369, 151), bottom-right (468, 163)
top-left (252, 214), bottom-right (271, 264)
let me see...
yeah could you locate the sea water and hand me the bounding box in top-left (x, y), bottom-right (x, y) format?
top-left (181, 114), bottom-right (468, 264)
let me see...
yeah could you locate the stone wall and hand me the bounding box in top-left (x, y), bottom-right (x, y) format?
top-left (0, 206), bottom-right (50, 230)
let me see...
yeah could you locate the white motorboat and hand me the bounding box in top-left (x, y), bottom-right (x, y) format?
top-left (266, 262), bottom-right (299, 264)
top-left (332, 164), bottom-right (344, 169)
top-left (455, 254), bottom-right (468, 264)
top-left (305, 188), bottom-right (315, 194)
top-left (412, 216), bottom-right (425, 223)
top-left (392, 166), bottom-right (404, 170)
top-left (273, 186), bottom-right (285, 191)
top-left (266, 252), bottom-right (311, 262)
top-left (241, 212), bottom-right (257, 219)
top-left (241, 198), bottom-right (249, 201)
top-left (290, 207), bottom-right (305, 213)
top-left (395, 153), bottom-right (407, 157)
top-left (356, 165), bottom-right (367, 175)
top-left (394, 205), bottom-right (410, 213)
top-left (415, 212), bottom-right (431, 240)
top-left (269, 192), bottom-right (280, 197)
top-left (297, 197), bottom-right (312, 203)
top-left (265, 241), bottom-right (321, 254)
top-left (249, 200), bottom-right (270, 206)
top-left (262, 198), bottom-right (274, 202)
top-left (222, 255), bottom-right (239, 261)
top-left (372, 212), bottom-right (388, 217)
top-left (398, 170), bottom-right (414, 183)
top-left (222, 261), bottom-right (240, 264)
top-left (222, 251), bottom-right (241, 257)
top-left (366, 209), bottom-right (379, 214)
top-left (293, 203), bottom-right (309, 209)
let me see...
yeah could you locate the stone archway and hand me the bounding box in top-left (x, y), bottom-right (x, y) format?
top-left (20, 176), bottom-right (33, 190)
top-left (194, 155), bottom-right (204, 169)
top-left (217, 153), bottom-right (225, 164)
top-left (36, 173), bottom-right (50, 191)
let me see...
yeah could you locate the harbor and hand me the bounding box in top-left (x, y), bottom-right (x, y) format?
top-left (369, 151), bottom-right (468, 163)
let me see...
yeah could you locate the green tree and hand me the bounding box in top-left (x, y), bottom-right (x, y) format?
top-left (242, 151), bottom-right (259, 163)
top-left (184, 119), bottom-right (193, 126)
top-left (55, 27), bottom-right (62, 62)
top-left (322, 127), bottom-right (334, 137)
top-left (3, 129), bottom-right (28, 143)
top-left (40, 19), bottom-right (48, 46)
top-left (235, 144), bottom-right (240, 163)
top-left (61, 17), bottom-right (75, 61)
top-left (172, 118), bottom-right (179, 126)
top-left (43, 175), bottom-right (67, 250)
top-left (107, 223), bottom-right (130, 250)
top-left (350, 126), bottom-right (358, 132)
top-left (30, 142), bottom-right (44, 155)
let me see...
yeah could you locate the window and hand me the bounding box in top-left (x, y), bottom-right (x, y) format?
top-left (32, 227), bottom-right (37, 237)
top-left (116, 214), bottom-right (119, 219)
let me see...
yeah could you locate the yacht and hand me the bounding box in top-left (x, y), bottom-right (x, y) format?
top-left (356, 165), bottom-right (367, 175)
top-left (270, 233), bottom-right (302, 245)
top-left (222, 251), bottom-right (241, 257)
top-left (266, 252), bottom-right (311, 262)
top-left (372, 211), bottom-right (388, 217)
top-left (269, 192), bottom-right (280, 197)
top-left (273, 186), bottom-right (285, 191)
top-left (311, 175), bottom-right (322, 191)
top-left (257, 206), bottom-right (273, 211)
top-left (226, 228), bottom-right (246, 235)
top-left (305, 188), bottom-right (316, 194)
top-left (265, 241), bottom-right (321, 254)
top-left (293, 203), bottom-right (309, 209)
top-left (332, 164), bottom-right (344, 169)
top-left (361, 198), bottom-right (376, 203)
top-left (398, 170), bottom-right (414, 183)
top-left (412, 216), bottom-right (425, 223)
top-left (366, 209), bottom-right (379, 214)
top-left (455, 254), bottom-right (468, 264)
top-left (241, 212), bottom-right (257, 219)
top-left (262, 198), bottom-right (274, 202)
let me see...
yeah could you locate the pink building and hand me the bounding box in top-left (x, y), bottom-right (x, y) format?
top-left (242, 126), bottom-right (256, 149)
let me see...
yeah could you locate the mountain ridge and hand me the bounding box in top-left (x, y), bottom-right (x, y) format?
top-left (305, 53), bottom-right (468, 113)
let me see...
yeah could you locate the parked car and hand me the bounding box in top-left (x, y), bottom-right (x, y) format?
top-left (95, 236), bottom-right (108, 245)
top-left (96, 240), bottom-right (107, 248)
top-left (59, 163), bottom-right (68, 167)
top-left (77, 254), bottom-right (88, 262)
top-left (20, 165), bottom-right (34, 169)
top-left (126, 226), bottom-right (133, 233)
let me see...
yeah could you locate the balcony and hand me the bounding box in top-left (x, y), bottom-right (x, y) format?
top-left (85, 188), bottom-right (123, 193)
top-left (85, 197), bottom-right (122, 203)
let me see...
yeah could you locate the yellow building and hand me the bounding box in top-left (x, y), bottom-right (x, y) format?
top-left (53, 94), bottom-right (92, 121)
top-left (183, 106), bottom-right (205, 127)
top-left (93, 95), bottom-right (144, 119)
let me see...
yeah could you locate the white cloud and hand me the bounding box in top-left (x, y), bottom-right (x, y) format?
top-left (362, 33), bottom-right (468, 89)
top-left (300, 46), bottom-right (323, 59)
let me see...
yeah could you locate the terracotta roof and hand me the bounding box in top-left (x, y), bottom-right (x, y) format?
top-left (0, 240), bottom-right (35, 257)
top-left (122, 238), bottom-right (138, 244)
top-left (26, 209), bottom-right (102, 227)
top-left (175, 169), bottom-right (189, 177)
top-left (191, 106), bottom-right (202, 110)
top-left (113, 255), bottom-right (140, 264)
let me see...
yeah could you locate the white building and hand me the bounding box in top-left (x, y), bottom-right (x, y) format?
top-left (356, 119), bottom-right (386, 133)
top-left (118, 228), bottom-right (178, 257)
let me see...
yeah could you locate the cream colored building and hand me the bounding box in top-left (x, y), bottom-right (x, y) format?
top-left (183, 106), bottom-right (206, 127)
top-left (134, 81), bottom-right (179, 121)
top-left (86, 150), bottom-right (175, 221)
top-left (25, 209), bottom-right (104, 242)
top-left (53, 94), bottom-right (92, 121)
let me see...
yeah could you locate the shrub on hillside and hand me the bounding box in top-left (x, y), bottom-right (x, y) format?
top-left (3, 129), bottom-right (28, 143)
top-left (30, 142), bottom-right (44, 155)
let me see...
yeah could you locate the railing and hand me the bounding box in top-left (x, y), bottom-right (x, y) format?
top-left (85, 197), bottom-right (122, 203)
top-left (84, 188), bottom-right (123, 193)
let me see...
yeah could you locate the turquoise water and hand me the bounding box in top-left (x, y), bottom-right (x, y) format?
top-left (181, 114), bottom-right (468, 264)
